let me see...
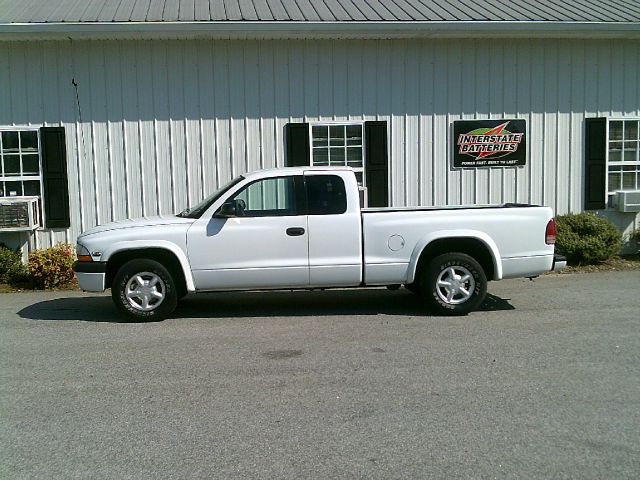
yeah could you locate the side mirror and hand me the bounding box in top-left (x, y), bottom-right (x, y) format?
top-left (214, 201), bottom-right (237, 218)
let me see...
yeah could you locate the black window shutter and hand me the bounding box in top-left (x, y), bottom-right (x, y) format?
top-left (584, 117), bottom-right (607, 210)
top-left (285, 123), bottom-right (310, 167)
top-left (365, 121), bottom-right (389, 208)
top-left (40, 126), bottom-right (71, 228)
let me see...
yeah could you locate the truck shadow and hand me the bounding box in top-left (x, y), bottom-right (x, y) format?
top-left (18, 289), bottom-right (514, 323)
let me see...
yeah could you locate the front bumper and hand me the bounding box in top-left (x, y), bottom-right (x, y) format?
top-left (73, 261), bottom-right (107, 292)
top-left (552, 254), bottom-right (567, 272)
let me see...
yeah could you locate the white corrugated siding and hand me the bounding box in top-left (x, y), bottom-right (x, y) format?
top-left (0, 38), bottom-right (638, 247)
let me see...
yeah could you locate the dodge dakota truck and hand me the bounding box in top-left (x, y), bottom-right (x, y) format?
top-left (73, 167), bottom-right (566, 320)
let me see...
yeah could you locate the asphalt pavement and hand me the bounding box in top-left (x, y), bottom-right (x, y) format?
top-left (1, 271), bottom-right (639, 479)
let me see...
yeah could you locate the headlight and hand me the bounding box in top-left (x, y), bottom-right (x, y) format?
top-left (76, 243), bottom-right (92, 262)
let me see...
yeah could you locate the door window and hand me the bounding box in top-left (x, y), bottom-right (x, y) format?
top-left (231, 176), bottom-right (298, 217)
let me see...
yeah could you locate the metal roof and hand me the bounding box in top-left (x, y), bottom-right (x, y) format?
top-left (1, 0), bottom-right (639, 23)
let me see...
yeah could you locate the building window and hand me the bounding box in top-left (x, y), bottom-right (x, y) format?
top-left (311, 124), bottom-right (365, 185)
top-left (285, 121), bottom-right (388, 207)
top-left (0, 129), bottom-right (42, 198)
top-left (608, 119), bottom-right (640, 195)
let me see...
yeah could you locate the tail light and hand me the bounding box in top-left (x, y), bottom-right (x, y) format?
top-left (545, 218), bottom-right (557, 245)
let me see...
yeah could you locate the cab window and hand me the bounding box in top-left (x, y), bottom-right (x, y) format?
top-left (305, 175), bottom-right (347, 215)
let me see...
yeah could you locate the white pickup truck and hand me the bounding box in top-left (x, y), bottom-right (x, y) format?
top-left (73, 167), bottom-right (566, 320)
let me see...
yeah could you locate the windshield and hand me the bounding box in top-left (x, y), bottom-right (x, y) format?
top-left (177, 176), bottom-right (245, 219)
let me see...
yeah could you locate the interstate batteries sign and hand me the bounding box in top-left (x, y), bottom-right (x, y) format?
top-left (453, 119), bottom-right (526, 168)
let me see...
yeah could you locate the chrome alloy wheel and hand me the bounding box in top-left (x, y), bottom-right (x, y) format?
top-left (435, 265), bottom-right (476, 305)
top-left (125, 272), bottom-right (166, 312)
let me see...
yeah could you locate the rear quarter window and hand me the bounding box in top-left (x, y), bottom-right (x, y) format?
top-left (305, 175), bottom-right (347, 215)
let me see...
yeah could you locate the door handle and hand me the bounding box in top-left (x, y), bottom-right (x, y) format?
top-left (286, 227), bottom-right (305, 236)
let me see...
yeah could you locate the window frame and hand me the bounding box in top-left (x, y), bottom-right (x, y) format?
top-left (308, 121), bottom-right (366, 187)
top-left (606, 117), bottom-right (640, 196)
top-left (0, 126), bottom-right (43, 199)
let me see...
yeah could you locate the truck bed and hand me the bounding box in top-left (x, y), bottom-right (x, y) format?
top-left (361, 204), bottom-right (554, 285)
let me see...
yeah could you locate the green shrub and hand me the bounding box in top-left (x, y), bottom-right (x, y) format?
top-left (27, 243), bottom-right (75, 289)
top-left (555, 213), bottom-right (622, 265)
top-left (0, 244), bottom-right (29, 284)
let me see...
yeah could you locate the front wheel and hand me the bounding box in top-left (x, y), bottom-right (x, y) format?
top-left (420, 253), bottom-right (487, 316)
top-left (111, 259), bottom-right (178, 321)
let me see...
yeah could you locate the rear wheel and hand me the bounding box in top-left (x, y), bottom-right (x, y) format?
top-left (420, 253), bottom-right (487, 316)
top-left (111, 259), bottom-right (178, 321)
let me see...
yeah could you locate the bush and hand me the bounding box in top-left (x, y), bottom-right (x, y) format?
top-left (0, 244), bottom-right (29, 284)
top-left (555, 213), bottom-right (622, 265)
top-left (27, 243), bottom-right (75, 289)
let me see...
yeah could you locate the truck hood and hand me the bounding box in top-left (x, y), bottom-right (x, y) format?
top-left (78, 215), bottom-right (195, 238)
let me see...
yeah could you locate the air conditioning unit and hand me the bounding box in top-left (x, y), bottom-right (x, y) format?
top-left (613, 191), bottom-right (640, 213)
top-left (0, 196), bottom-right (40, 231)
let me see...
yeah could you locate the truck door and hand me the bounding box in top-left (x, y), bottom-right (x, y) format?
top-left (304, 172), bottom-right (363, 286)
top-left (187, 175), bottom-right (309, 290)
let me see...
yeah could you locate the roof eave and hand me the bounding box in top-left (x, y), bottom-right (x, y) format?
top-left (1, 21), bottom-right (639, 41)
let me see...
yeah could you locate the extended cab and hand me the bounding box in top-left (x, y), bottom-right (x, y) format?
top-left (73, 167), bottom-right (566, 320)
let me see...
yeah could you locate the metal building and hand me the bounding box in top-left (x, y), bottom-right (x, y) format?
top-left (0, 0), bottom-right (639, 254)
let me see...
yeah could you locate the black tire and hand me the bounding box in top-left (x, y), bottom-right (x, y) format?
top-left (420, 253), bottom-right (487, 316)
top-left (111, 259), bottom-right (178, 321)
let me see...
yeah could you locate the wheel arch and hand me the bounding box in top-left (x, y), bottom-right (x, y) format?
top-left (103, 242), bottom-right (195, 293)
top-left (407, 231), bottom-right (502, 284)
